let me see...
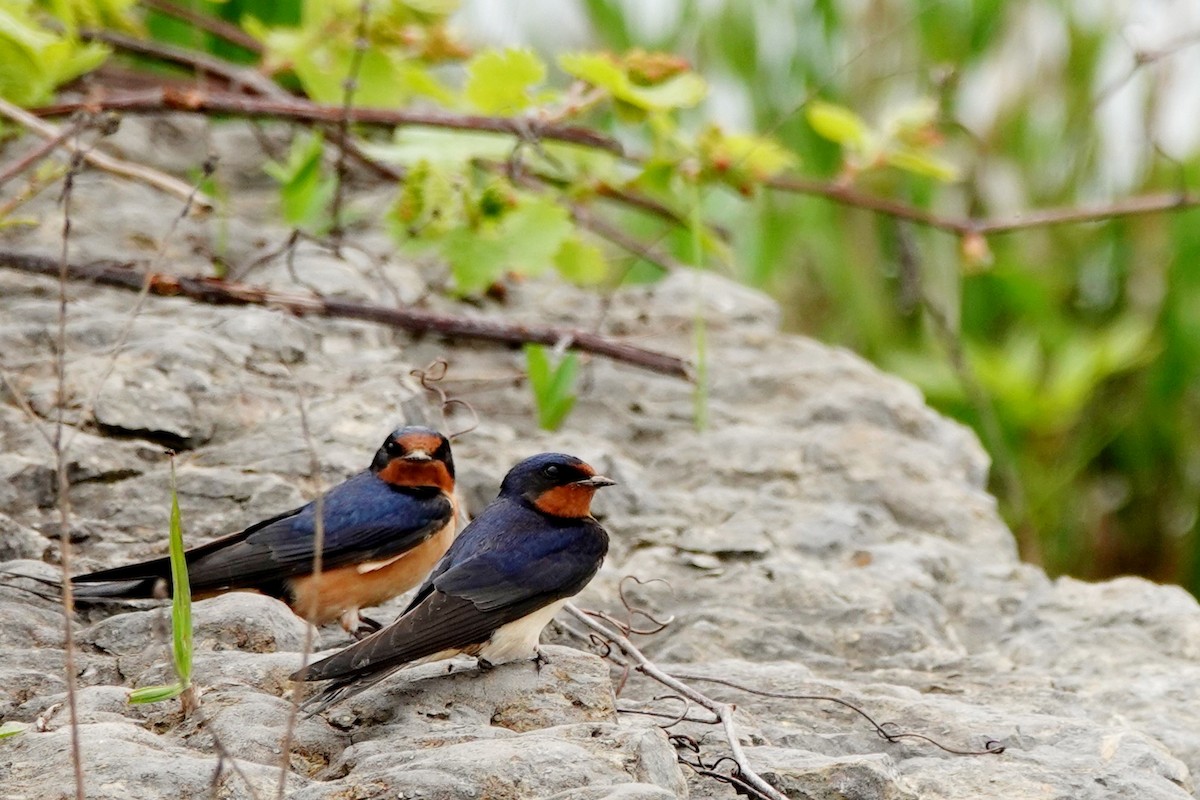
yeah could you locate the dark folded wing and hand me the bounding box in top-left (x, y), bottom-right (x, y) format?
top-left (74, 473), bottom-right (453, 597)
top-left (297, 522), bottom-right (606, 685)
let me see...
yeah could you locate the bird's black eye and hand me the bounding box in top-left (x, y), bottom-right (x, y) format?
top-left (541, 464), bottom-right (561, 480)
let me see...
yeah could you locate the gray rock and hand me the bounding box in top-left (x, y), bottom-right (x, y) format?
top-left (295, 722), bottom-right (684, 800)
top-left (0, 721), bottom-right (301, 800)
top-left (80, 592), bottom-right (312, 679)
top-left (0, 513), bottom-right (52, 560)
top-left (3, 119), bottom-right (1200, 800)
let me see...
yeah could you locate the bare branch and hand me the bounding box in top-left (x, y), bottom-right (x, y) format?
top-left (565, 603), bottom-right (789, 800)
top-left (328, 0), bottom-right (372, 243)
top-left (80, 28), bottom-right (283, 97)
top-left (0, 250), bottom-right (693, 379)
top-left (0, 96), bottom-right (214, 211)
top-left (55, 146), bottom-right (86, 800)
top-left (139, 0), bottom-right (265, 55)
top-left (32, 89), bottom-right (624, 155)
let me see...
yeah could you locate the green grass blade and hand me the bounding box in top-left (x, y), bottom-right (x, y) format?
top-left (0, 721), bottom-right (27, 739)
top-left (128, 683), bottom-right (184, 705)
top-left (167, 460), bottom-right (193, 688)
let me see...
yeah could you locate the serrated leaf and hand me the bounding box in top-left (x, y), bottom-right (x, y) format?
top-left (884, 146), bottom-right (960, 182)
top-left (559, 52), bottom-right (626, 93)
top-left (128, 683), bottom-right (185, 705)
top-left (806, 101), bottom-right (871, 151)
top-left (442, 226), bottom-right (509, 295)
top-left (553, 237), bottom-right (607, 284)
top-left (0, 6), bottom-right (111, 106)
top-left (501, 198), bottom-right (572, 274)
top-left (559, 51), bottom-right (706, 110)
top-left (622, 72), bottom-right (706, 110)
top-left (442, 197), bottom-right (572, 294)
top-left (465, 48), bottom-right (546, 114)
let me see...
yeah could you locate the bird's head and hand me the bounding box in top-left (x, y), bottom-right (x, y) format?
top-left (500, 452), bottom-right (616, 519)
top-left (371, 426), bottom-right (455, 493)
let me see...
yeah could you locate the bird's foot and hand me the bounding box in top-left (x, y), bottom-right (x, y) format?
top-left (477, 657), bottom-right (496, 672)
top-left (341, 611), bottom-right (383, 641)
top-left (533, 648), bottom-right (552, 672)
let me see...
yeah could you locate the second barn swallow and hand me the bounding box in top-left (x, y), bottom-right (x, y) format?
top-left (70, 426), bottom-right (458, 638)
top-left (293, 452), bottom-right (615, 712)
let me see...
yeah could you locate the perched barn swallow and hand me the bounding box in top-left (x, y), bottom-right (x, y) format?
top-left (70, 426), bottom-right (458, 638)
top-left (293, 452), bottom-right (615, 712)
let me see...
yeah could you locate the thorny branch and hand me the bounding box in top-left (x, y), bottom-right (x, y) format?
top-left (0, 250), bottom-right (693, 380)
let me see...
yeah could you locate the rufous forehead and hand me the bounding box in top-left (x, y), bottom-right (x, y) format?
top-left (576, 461), bottom-right (597, 477)
top-left (396, 432), bottom-right (445, 452)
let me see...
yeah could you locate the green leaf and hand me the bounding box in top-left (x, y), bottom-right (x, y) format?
top-left (0, 721), bottom-right (27, 739)
top-left (128, 683), bottom-right (185, 705)
top-left (806, 101), bottom-right (871, 151)
top-left (559, 52), bottom-right (626, 93)
top-left (264, 132), bottom-right (335, 234)
top-left (167, 461), bottom-right (192, 688)
top-left (884, 146), bottom-right (960, 182)
top-left (465, 48), bottom-right (546, 114)
top-left (553, 236), bottom-right (608, 284)
top-left (128, 457), bottom-right (193, 706)
top-left (367, 129), bottom-right (515, 167)
top-left (442, 196), bottom-right (572, 294)
top-left (524, 344), bottom-right (578, 430)
top-left (559, 51), bottom-right (706, 110)
top-left (500, 198), bottom-right (573, 274)
top-left (0, 5), bottom-right (111, 106)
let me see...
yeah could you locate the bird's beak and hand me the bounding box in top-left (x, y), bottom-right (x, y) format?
top-left (573, 475), bottom-right (616, 488)
top-left (402, 450), bottom-right (433, 462)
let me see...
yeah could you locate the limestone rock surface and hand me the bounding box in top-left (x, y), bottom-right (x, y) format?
top-left (1, 117), bottom-right (1198, 799)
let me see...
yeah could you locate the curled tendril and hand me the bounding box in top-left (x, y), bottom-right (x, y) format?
top-left (409, 358), bottom-right (478, 439)
top-left (617, 575), bottom-right (676, 635)
top-left (677, 673), bottom-right (1005, 757)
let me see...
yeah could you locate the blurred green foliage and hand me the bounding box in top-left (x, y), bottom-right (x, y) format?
top-left (3, 0), bottom-right (1198, 597)
top-left (580, 0), bottom-right (1200, 591)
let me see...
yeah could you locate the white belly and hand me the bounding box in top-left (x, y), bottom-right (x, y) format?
top-left (476, 599), bottom-right (568, 665)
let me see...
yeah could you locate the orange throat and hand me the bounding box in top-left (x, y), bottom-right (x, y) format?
top-left (533, 484), bottom-right (597, 518)
top-left (377, 459), bottom-right (454, 494)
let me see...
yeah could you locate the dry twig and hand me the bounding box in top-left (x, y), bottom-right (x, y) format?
top-left (0, 96), bottom-right (214, 210)
top-left (565, 602), bottom-right (789, 800)
top-left (0, 250), bottom-right (692, 380)
top-left (33, 88), bottom-right (623, 155)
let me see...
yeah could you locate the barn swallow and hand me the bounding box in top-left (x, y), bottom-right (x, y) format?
top-left (70, 426), bottom-right (458, 638)
top-left (293, 452), bottom-right (614, 713)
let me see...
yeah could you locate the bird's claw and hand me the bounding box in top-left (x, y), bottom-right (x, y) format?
top-left (477, 657), bottom-right (496, 672)
top-left (534, 648), bottom-right (552, 672)
top-left (351, 615), bottom-right (383, 640)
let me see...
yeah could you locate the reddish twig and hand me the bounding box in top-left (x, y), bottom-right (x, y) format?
top-left (32, 88), bottom-right (624, 155)
top-left (79, 28), bottom-right (282, 97)
top-left (766, 174), bottom-right (1200, 236)
top-left (0, 250), bottom-right (692, 379)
